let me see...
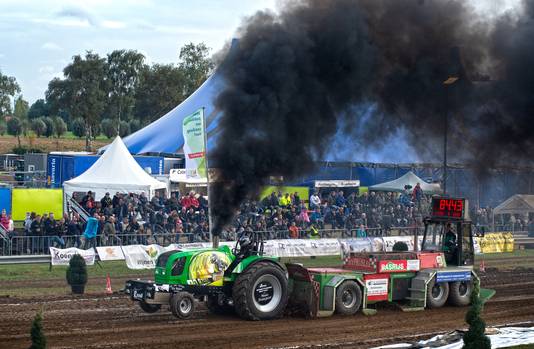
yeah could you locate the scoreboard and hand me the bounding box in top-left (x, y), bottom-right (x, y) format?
top-left (431, 197), bottom-right (466, 220)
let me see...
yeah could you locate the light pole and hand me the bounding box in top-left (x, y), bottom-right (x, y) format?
top-left (442, 76), bottom-right (458, 195)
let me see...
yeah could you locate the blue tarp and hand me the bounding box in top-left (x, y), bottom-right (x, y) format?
top-left (0, 188), bottom-right (11, 214)
top-left (101, 41), bottom-right (237, 156)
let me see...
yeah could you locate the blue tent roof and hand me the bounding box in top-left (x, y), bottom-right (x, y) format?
top-left (99, 43), bottom-right (232, 155)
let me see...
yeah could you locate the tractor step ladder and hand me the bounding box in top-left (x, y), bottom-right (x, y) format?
top-left (400, 270), bottom-right (436, 312)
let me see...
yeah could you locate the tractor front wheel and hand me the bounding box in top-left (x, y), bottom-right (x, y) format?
top-left (233, 261), bottom-right (288, 320)
top-left (170, 292), bottom-right (196, 319)
top-left (426, 278), bottom-right (449, 308)
top-left (448, 281), bottom-right (472, 306)
top-left (138, 301), bottom-right (161, 313)
top-left (335, 280), bottom-right (362, 315)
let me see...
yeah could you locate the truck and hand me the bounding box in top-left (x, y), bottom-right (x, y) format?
top-left (124, 196), bottom-right (495, 320)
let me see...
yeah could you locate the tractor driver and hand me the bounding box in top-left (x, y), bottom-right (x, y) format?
top-left (443, 223), bottom-right (458, 264)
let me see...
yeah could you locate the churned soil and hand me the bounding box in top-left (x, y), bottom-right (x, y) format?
top-left (1, 264), bottom-right (534, 349)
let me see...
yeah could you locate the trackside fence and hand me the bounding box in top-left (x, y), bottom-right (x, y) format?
top-left (1, 227), bottom-right (424, 256)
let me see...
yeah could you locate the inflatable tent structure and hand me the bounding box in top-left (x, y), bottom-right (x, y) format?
top-left (369, 171), bottom-right (442, 194)
top-left (64, 136), bottom-right (166, 200)
top-left (98, 41), bottom-right (238, 156)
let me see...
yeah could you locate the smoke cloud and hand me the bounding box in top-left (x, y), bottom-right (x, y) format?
top-left (210, 0), bottom-right (534, 235)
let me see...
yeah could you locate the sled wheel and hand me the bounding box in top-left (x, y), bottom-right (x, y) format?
top-left (427, 278), bottom-right (449, 308)
top-left (448, 281), bottom-right (472, 306)
top-left (335, 280), bottom-right (362, 315)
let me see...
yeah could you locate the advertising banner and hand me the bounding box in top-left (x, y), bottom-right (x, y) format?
top-left (96, 246), bottom-right (125, 261)
top-left (364, 274), bottom-right (389, 301)
top-left (49, 247), bottom-right (96, 266)
top-left (122, 245), bottom-right (156, 269)
top-left (265, 238), bottom-right (341, 258)
top-left (12, 188), bottom-right (63, 221)
top-left (382, 236), bottom-right (415, 252)
top-left (182, 108), bottom-right (206, 179)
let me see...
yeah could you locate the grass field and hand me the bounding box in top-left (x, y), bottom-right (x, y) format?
top-left (0, 251), bottom-right (532, 297)
top-left (0, 134), bottom-right (110, 153)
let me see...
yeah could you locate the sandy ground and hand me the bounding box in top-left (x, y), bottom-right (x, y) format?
top-left (1, 262), bottom-right (533, 349)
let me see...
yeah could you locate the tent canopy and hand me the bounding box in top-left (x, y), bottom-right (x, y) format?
top-left (493, 194), bottom-right (534, 215)
top-left (369, 171), bottom-right (442, 194)
top-left (98, 41), bottom-right (240, 156)
top-left (64, 136), bottom-right (166, 200)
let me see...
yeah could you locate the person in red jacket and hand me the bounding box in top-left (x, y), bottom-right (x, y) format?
top-left (0, 209), bottom-right (9, 231)
top-left (181, 191), bottom-right (200, 209)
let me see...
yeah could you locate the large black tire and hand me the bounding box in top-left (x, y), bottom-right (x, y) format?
top-left (139, 301), bottom-right (161, 313)
top-left (448, 281), bottom-right (473, 306)
top-left (206, 296), bottom-right (235, 315)
top-left (170, 292), bottom-right (196, 319)
top-left (427, 278), bottom-right (449, 309)
top-left (335, 280), bottom-right (362, 315)
top-left (232, 261), bottom-right (288, 321)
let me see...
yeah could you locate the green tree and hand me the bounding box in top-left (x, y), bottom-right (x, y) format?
top-left (13, 95), bottom-right (29, 119)
top-left (0, 70), bottom-right (20, 116)
top-left (0, 121), bottom-right (6, 135)
top-left (134, 64), bottom-right (185, 122)
top-left (42, 117), bottom-right (55, 138)
top-left (31, 118), bottom-right (47, 138)
top-left (119, 120), bottom-right (130, 137)
top-left (70, 117), bottom-right (85, 138)
top-left (106, 50), bottom-right (145, 135)
top-left (462, 280), bottom-right (491, 349)
top-left (27, 99), bottom-right (50, 120)
top-left (129, 119), bottom-right (141, 133)
top-left (101, 118), bottom-right (115, 139)
top-left (178, 42), bottom-right (214, 97)
top-left (7, 116), bottom-right (23, 146)
top-left (52, 116), bottom-right (67, 138)
top-left (45, 51), bottom-right (108, 150)
top-left (29, 309), bottom-right (46, 349)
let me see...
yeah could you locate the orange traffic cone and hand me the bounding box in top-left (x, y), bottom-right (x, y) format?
top-left (479, 260), bottom-right (485, 273)
top-left (106, 273), bottom-right (112, 294)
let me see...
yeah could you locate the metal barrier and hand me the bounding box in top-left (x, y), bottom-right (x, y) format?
top-left (1, 226), bottom-right (425, 256)
top-left (65, 194), bottom-right (89, 222)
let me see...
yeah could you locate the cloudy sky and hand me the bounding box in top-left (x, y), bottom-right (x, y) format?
top-left (0, 0), bottom-right (520, 105)
top-left (0, 0), bottom-right (276, 104)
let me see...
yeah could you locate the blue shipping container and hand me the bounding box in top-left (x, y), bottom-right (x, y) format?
top-left (47, 154), bottom-right (165, 186)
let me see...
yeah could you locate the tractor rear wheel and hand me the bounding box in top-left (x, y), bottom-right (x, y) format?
top-left (139, 301), bottom-right (161, 313)
top-left (206, 296), bottom-right (235, 315)
top-left (426, 278), bottom-right (449, 308)
top-left (335, 280), bottom-right (362, 315)
top-left (448, 281), bottom-right (472, 306)
top-left (170, 292), bottom-right (196, 319)
top-left (232, 261), bottom-right (288, 320)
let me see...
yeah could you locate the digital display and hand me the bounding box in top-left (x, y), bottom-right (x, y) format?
top-left (431, 197), bottom-right (465, 219)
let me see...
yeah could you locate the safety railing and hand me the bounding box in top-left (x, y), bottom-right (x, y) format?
top-left (65, 194), bottom-right (89, 222)
top-left (2, 226), bottom-right (425, 256)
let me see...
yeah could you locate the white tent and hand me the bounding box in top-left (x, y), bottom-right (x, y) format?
top-left (369, 171), bottom-right (442, 194)
top-left (63, 136), bottom-right (166, 200)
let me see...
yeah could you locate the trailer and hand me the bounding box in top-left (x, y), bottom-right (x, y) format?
top-left (124, 196), bottom-right (495, 320)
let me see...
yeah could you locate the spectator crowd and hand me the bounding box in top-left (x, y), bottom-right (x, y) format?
top-left (1, 183), bottom-right (435, 254)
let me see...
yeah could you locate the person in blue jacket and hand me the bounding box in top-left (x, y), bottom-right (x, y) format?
top-left (82, 214), bottom-right (99, 249)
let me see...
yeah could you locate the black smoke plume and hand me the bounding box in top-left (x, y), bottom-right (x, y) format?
top-left (210, 0), bottom-right (534, 235)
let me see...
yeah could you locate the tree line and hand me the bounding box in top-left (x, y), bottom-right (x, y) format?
top-left (0, 42), bottom-right (214, 150)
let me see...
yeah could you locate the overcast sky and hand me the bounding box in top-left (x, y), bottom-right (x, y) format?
top-left (0, 0), bottom-right (520, 105)
top-left (0, 0), bottom-right (276, 104)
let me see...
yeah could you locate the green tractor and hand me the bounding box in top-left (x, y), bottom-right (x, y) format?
top-left (124, 231), bottom-right (289, 320)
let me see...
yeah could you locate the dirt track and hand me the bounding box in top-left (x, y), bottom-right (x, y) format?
top-left (1, 266), bottom-right (534, 349)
